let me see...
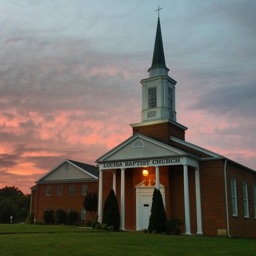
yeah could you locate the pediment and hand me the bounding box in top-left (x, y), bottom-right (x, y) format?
top-left (37, 160), bottom-right (98, 183)
top-left (96, 133), bottom-right (185, 163)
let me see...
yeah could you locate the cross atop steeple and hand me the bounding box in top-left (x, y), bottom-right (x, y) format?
top-left (155, 5), bottom-right (163, 18)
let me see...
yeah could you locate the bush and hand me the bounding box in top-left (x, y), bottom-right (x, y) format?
top-left (86, 220), bottom-right (92, 227)
top-left (83, 192), bottom-right (98, 221)
top-left (165, 218), bottom-right (182, 235)
top-left (67, 210), bottom-right (78, 225)
top-left (108, 226), bottom-right (114, 231)
top-left (92, 220), bottom-right (100, 229)
top-left (95, 223), bottom-right (102, 230)
top-left (148, 189), bottom-right (167, 234)
top-left (56, 209), bottom-right (67, 225)
top-left (102, 189), bottom-right (120, 231)
top-left (43, 209), bottom-right (54, 224)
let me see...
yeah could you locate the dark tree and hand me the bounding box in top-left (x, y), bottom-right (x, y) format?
top-left (83, 192), bottom-right (98, 220)
top-left (56, 209), bottom-right (67, 224)
top-left (67, 210), bottom-right (78, 225)
top-left (102, 189), bottom-right (120, 231)
top-left (43, 208), bottom-right (55, 224)
top-left (148, 188), bottom-right (167, 233)
top-left (0, 186), bottom-right (30, 223)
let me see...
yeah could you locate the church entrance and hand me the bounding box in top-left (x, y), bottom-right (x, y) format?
top-left (136, 182), bottom-right (165, 230)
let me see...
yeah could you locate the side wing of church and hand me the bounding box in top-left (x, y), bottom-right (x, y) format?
top-left (30, 159), bottom-right (98, 224)
top-left (96, 17), bottom-right (256, 238)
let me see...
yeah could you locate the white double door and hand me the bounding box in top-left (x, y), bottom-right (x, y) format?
top-left (136, 185), bottom-right (165, 230)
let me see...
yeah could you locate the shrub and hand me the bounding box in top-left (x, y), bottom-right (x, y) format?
top-left (148, 189), bottom-right (167, 234)
top-left (56, 209), bottom-right (67, 225)
top-left (165, 218), bottom-right (182, 235)
top-left (108, 226), bottom-right (114, 231)
top-left (86, 220), bottom-right (92, 227)
top-left (102, 189), bottom-right (120, 231)
top-left (43, 209), bottom-right (54, 224)
top-left (67, 210), bottom-right (78, 225)
top-left (92, 220), bottom-right (100, 229)
top-left (83, 192), bottom-right (98, 220)
top-left (95, 223), bottom-right (102, 230)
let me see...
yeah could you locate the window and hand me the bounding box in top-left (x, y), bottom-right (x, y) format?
top-left (231, 179), bottom-right (238, 216)
top-left (243, 182), bottom-right (249, 218)
top-left (148, 87), bottom-right (157, 108)
top-left (69, 185), bottom-right (75, 196)
top-left (82, 185), bottom-right (87, 196)
top-left (57, 186), bottom-right (62, 196)
top-left (133, 140), bottom-right (145, 148)
top-left (81, 208), bottom-right (86, 220)
top-left (168, 87), bottom-right (173, 110)
top-left (46, 185), bottom-right (51, 196)
top-left (253, 185), bottom-right (256, 218)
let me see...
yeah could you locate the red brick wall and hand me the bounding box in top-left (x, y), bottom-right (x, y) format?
top-left (226, 162), bottom-right (256, 238)
top-left (49, 159), bottom-right (256, 238)
top-left (199, 160), bottom-right (227, 236)
top-left (101, 166), bottom-right (198, 232)
top-left (31, 181), bottom-right (98, 223)
top-left (168, 165), bottom-right (197, 234)
top-left (132, 121), bottom-right (185, 143)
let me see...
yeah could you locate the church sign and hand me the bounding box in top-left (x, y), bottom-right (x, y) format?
top-left (100, 157), bottom-right (184, 170)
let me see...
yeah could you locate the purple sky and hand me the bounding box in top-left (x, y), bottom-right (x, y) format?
top-left (0, 0), bottom-right (255, 193)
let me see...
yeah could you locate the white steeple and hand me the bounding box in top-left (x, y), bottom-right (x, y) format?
top-left (140, 17), bottom-right (177, 123)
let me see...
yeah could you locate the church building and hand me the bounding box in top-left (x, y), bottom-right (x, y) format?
top-left (30, 159), bottom-right (98, 224)
top-left (96, 17), bottom-right (256, 238)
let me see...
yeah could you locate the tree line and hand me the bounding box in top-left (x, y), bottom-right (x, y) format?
top-left (0, 186), bottom-right (30, 223)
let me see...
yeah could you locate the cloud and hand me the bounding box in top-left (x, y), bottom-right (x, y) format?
top-left (0, 0), bottom-right (255, 193)
top-left (191, 81), bottom-right (256, 117)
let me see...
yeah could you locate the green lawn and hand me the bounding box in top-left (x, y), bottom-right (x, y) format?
top-left (0, 224), bottom-right (255, 256)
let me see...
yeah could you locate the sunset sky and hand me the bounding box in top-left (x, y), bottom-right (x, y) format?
top-left (0, 0), bottom-right (255, 194)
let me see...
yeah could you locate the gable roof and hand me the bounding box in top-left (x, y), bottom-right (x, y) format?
top-left (67, 159), bottom-right (98, 177)
top-left (170, 136), bottom-right (256, 173)
top-left (96, 133), bottom-right (186, 163)
top-left (170, 136), bottom-right (223, 159)
top-left (36, 159), bottom-right (98, 184)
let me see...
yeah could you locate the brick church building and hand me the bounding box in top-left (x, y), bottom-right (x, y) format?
top-left (95, 17), bottom-right (256, 238)
top-left (31, 17), bottom-right (256, 238)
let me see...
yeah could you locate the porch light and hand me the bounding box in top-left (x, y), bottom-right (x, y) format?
top-left (142, 169), bottom-right (149, 177)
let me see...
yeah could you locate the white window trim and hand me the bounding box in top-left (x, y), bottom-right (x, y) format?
top-left (46, 185), bottom-right (51, 196)
top-left (148, 87), bottom-right (157, 109)
top-left (69, 185), bottom-right (75, 196)
top-left (243, 182), bottom-right (249, 218)
top-left (82, 185), bottom-right (87, 196)
top-left (253, 185), bottom-right (256, 219)
top-left (81, 208), bottom-right (86, 221)
top-left (57, 185), bottom-right (62, 196)
top-left (231, 179), bottom-right (238, 217)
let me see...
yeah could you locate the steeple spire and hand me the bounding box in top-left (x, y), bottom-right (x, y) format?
top-left (148, 17), bottom-right (169, 77)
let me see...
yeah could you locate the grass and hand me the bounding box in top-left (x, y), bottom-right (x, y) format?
top-left (0, 224), bottom-right (255, 256)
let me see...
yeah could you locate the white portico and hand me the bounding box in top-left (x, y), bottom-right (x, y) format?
top-left (96, 133), bottom-right (203, 235)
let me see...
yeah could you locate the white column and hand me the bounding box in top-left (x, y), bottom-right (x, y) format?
top-left (98, 169), bottom-right (103, 223)
top-left (112, 171), bottom-right (116, 194)
top-left (183, 164), bottom-right (191, 235)
top-left (155, 166), bottom-right (160, 189)
top-left (195, 168), bottom-right (203, 235)
top-left (121, 168), bottom-right (125, 230)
